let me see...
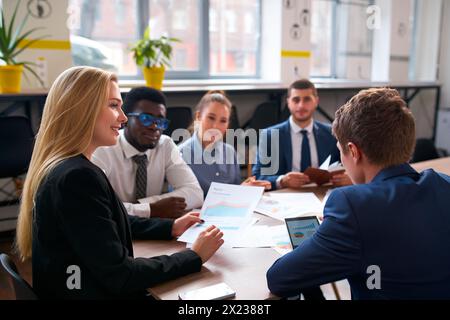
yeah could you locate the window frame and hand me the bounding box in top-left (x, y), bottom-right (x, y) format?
top-left (310, 0), bottom-right (337, 78)
top-left (128, 0), bottom-right (262, 80)
top-left (310, 0), bottom-right (375, 79)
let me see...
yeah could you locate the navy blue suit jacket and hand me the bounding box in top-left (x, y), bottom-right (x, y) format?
top-left (252, 120), bottom-right (340, 189)
top-left (267, 164), bottom-right (450, 299)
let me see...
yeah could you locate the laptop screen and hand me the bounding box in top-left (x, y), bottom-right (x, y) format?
top-left (285, 216), bottom-right (320, 249)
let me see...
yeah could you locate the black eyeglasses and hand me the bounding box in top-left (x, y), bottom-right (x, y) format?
top-left (127, 113), bottom-right (170, 130)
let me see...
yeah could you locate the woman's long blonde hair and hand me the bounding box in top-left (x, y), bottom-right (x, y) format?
top-left (16, 66), bottom-right (117, 260)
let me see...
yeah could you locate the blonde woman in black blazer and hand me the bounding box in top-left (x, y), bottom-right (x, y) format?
top-left (16, 66), bottom-right (224, 299)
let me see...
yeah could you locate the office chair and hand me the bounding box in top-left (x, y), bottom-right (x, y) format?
top-left (227, 105), bottom-right (241, 152)
top-left (241, 102), bottom-right (280, 178)
top-left (0, 116), bottom-right (34, 205)
top-left (411, 138), bottom-right (445, 163)
top-left (279, 105), bottom-right (291, 122)
top-left (165, 106), bottom-right (193, 144)
top-left (229, 105), bottom-right (240, 130)
top-left (246, 101), bottom-right (280, 132)
top-left (0, 253), bottom-right (37, 300)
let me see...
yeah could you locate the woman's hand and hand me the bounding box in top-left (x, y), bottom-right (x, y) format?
top-left (171, 212), bottom-right (203, 238)
top-left (191, 225), bottom-right (224, 263)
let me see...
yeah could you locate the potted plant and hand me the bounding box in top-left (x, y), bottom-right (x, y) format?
top-left (0, 0), bottom-right (46, 93)
top-left (130, 26), bottom-right (180, 90)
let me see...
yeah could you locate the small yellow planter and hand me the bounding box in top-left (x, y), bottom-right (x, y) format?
top-left (142, 66), bottom-right (165, 90)
top-left (0, 64), bottom-right (24, 93)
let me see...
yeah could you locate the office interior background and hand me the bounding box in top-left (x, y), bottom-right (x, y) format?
top-left (0, 0), bottom-right (450, 300)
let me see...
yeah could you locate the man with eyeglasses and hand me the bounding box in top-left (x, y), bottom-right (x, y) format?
top-left (92, 87), bottom-right (203, 219)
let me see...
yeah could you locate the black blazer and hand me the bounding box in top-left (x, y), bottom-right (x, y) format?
top-left (32, 154), bottom-right (202, 299)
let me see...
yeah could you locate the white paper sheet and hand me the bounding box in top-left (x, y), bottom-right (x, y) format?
top-left (319, 155), bottom-right (331, 170)
top-left (233, 225), bottom-right (275, 248)
top-left (178, 183), bottom-right (264, 247)
top-left (255, 192), bottom-right (323, 221)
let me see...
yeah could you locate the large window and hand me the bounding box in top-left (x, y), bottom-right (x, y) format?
top-left (310, 0), bottom-right (333, 77)
top-left (310, 0), bottom-right (374, 79)
top-left (68, 0), bottom-right (261, 80)
top-left (68, 0), bottom-right (140, 77)
top-left (209, 0), bottom-right (260, 77)
top-left (148, 0), bottom-right (201, 73)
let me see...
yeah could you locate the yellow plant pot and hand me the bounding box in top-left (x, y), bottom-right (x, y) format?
top-left (0, 64), bottom-right (24, 93)
top-left (142, 66), bottom-right (165, 90)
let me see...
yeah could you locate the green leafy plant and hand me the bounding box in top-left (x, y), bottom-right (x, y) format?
top-left (0, 0), bottom-right (48, 85)
top-left (130, 26), bottom-right (180, 68)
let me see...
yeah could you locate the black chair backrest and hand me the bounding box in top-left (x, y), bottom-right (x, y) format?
top-left (165, 107), bottom-right (193, 142)
top-left (247, 102), bottom-right (280, 131)
top-left (279, 105), bottom-right (291, 122)
top-left (411, 138), bottom-right (440, 163)
top-left (0, 253), bottom-right (37, 300)
top-left (229, 105), bottom-right (240, 130)
top-left (0, 116), bottom-right (34, 178)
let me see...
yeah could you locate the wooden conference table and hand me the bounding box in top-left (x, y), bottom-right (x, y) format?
top-left (133, 157), bottom-right (450, 300)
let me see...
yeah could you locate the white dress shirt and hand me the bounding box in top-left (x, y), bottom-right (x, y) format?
top-left (92, 130), bottom-right (203, 217)
top-left (276, 116), bottom-right (319, 188)
top-left (289, 116), bottom-right (319, 171)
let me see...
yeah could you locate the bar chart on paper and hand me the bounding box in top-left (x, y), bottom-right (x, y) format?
top-left (203, 202), bottom-right (249, 218)
top-left (178, 183), bottom-right (265, 247)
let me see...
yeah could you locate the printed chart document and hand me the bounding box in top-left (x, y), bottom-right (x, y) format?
top-left (255, 192), bottom-right (323, 221)
top-left (178, 183), bottom-right (264, 247)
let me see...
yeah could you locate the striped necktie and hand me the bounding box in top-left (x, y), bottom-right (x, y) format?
top-left (132, 154), bottom-right (147, 201)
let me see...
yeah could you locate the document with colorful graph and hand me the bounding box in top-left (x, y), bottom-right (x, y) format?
top-left (255, 192), bottom-right (323, 221)
top-left (178, 182), bottom-right (265, 247)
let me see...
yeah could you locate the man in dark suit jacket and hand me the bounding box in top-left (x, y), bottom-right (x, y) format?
top-left (253, 79), bottom-right (350, 190)
top-left (267, 88), bottom-right (450, 299)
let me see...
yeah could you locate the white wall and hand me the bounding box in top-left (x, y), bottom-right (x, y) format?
top-left (260, 0), bottom-right (312, 84)
top-left (280, 0), bottom-right (312, 84)
top-left (2, 0), bottom-right (72, 90)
